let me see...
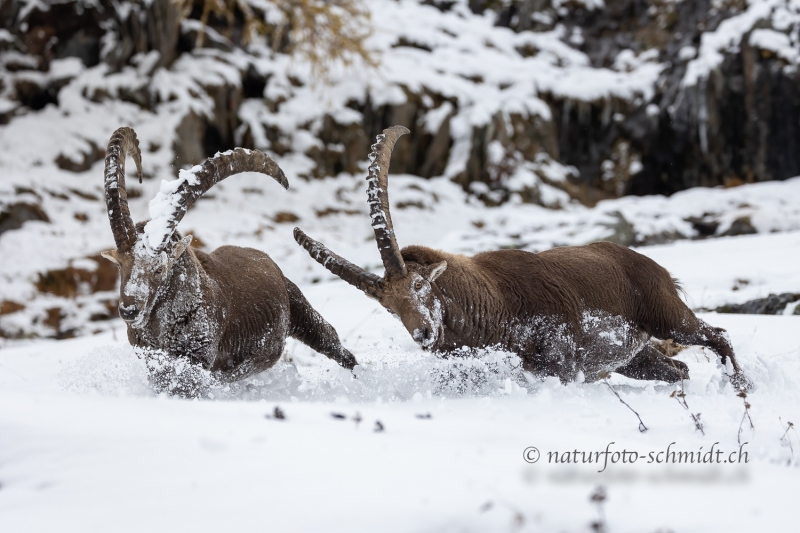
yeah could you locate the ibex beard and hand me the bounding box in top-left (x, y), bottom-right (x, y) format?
top-left (101, 127), bottom-right (357, 395)
top-left (294, 125), bottom-right (750, 391)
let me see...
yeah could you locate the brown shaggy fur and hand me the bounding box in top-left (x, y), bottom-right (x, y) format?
top-left (103, 127), bottom-right (356, 392)
top-left (117, 229), bottom-right (356, 382)
top-left (396, 242), bottom-right (743, 385)
top-left (294, 125), bottom-right (748, 389)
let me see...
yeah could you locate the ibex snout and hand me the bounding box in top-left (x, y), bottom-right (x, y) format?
top-left (412, 326), bottom-right (438, 349)
top-left (118, 303), bottom-right (139, 322)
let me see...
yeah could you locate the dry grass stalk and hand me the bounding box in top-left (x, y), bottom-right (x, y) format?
top-left (181, 0), bottom-right (376, 83)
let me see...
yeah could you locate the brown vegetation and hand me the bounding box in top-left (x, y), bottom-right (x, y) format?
top-left (180, 0), bottom-right (375, 82)
top-left (0, 301), bottom-right (25, 315)
top-left (35, 256), bottom-right (118, 298)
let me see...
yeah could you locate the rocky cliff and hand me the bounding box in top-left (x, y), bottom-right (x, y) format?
top-left (2, 0), bottom-right (799, 205)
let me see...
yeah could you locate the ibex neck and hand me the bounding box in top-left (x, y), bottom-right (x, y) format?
top-left (433, 255), bottom-right (513, 350)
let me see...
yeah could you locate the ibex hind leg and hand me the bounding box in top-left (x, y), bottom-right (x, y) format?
top-left (614, 343), bottom-right (689, 383)
top-left (285, 279), bottom-right (358, 370)
top-left (663, 312), bottom-right (750, 390)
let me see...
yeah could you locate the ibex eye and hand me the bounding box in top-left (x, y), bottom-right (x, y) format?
top-left (414, 280), bottom-right (424, 290)
top-left (156, 267), bottom-right (163, 275)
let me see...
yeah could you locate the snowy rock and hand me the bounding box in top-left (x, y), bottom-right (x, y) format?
top-left (0, 201), bottom-right (49, 236)
top-left (716, 293), bottom-right (800, 315)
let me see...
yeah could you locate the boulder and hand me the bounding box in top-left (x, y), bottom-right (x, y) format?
top-left (716, 293), bottom-right (800, 315)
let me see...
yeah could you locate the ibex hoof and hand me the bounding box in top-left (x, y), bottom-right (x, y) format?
top-left (337, 350), bottom-right (358, 371)
top-left (730, 372), bottom-right (753, 392)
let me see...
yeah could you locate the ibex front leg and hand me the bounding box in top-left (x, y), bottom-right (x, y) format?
top-left (285, 279), bottom-right (358, 370)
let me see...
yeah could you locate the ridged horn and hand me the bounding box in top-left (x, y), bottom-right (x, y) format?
top-left (367, 125), bottom-right (409, 280)
top-left (144, 148), bottom-right (288, 253)
top-left (294, 228), bottom-right (383, 299)
top-left (104, 127), bottom-right (143, 252)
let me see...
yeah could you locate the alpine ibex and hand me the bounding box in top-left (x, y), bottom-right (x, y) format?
top-left (101, 127), bottom-right (356, 389)
top-left (294, 126), bottom-right (749, 389)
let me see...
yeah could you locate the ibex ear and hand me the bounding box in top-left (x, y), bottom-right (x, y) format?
top-left (165, 235), bottom-right (193, 272)
top-left (171, 235), bottom-right (193, 260)
top-left (425, 261), bottom-right (447, 282)
top-left (100, 250), bottom-right (119, 265)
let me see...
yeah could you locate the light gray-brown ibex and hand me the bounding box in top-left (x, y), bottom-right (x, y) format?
top-left (294, 126), bottom-right (748, 389)
top-left (101, 127), bottom-right (356, 391)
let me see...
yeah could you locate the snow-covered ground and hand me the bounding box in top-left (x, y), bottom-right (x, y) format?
top-left (1, 227), bottom-right (799, 532)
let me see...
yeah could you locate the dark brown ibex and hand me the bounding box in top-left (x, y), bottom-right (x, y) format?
top-left (294, 126), bottom-right (748, 389)
top-left (101, 127), bottom-right (356, 389)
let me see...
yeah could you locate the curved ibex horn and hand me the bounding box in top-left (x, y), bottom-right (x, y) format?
top-left (144, 148), bottom-right (288, 254)
top-left (294, 228), bottom-right (383, 299)
top-left (367, 125), bottom-right (409, 280)
top-left (105, 127), bottom-right (143, 252)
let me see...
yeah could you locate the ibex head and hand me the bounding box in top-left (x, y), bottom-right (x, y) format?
top-left (101, 127), bottom-right (288, 326)
top-left (101, 231), bottom-right (195, 326)
top-left (294, 126), bottom-right (447, 348)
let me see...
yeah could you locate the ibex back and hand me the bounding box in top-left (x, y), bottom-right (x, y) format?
top-left (295, 126), bottom-right (748, 389)
top-left (102, 127), bottom-right (356, 392)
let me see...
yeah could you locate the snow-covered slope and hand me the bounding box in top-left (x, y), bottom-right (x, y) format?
top-left (3, 162), bottom-right (800, 339)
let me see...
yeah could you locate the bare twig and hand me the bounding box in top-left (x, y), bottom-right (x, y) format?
top-left (478, 499), bottom-right (525, 530)
top-left (690, 412), bottom-right (704, 434)
top-left (671, 386), bottom-right (689, 409)
top-left (602, 377), bottom-right (647, 433)
top-left (737, 391), bottom-right (754, 445)
top-left (664, 348), bottom-right (705, 434)
top-left (779, 418), bottom-right (796, 463)
top-left (670, 385), bottom-right (705, 435)
top-left (265, 405), bottom-right (286, 420)
top-left (589, 485), bottom-right (607, 533)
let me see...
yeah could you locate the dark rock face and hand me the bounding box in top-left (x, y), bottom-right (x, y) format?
top-left (475, 0), bottom-right (800, 198)
top-left (55, 142), bottom-right (106, 173)
top-left (717, 293), bottom-right (800, 315)
top-left (0, 202), bottom-right (49, 236)
top-left (721, 216), bottom-right (758, 237)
